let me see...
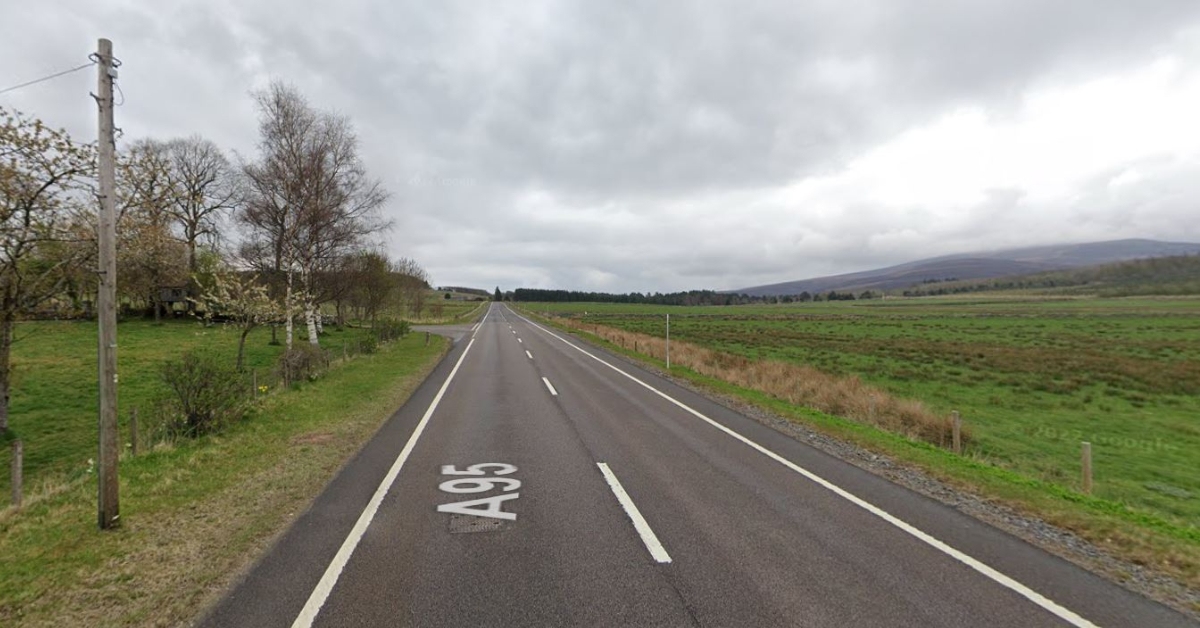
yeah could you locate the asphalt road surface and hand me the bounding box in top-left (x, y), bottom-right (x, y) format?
top-left (198, 303), bottom-right (1196, 627)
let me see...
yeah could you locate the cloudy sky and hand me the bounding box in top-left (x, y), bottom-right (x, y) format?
top-left (4, 1), bottom-right (1200, 293)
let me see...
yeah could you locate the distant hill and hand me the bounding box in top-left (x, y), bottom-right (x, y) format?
top-left (733, 239), bottom-right (1200, 297)
top-left (902, 254), bottom-right (1200, 297)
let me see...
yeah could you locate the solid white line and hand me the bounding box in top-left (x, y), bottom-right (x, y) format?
top-left (542, 377), bottom-right (558, 396)
top-left (597, 462), bottom-right (672, 563)
top-left (526, 350), bottom-right (533, 360)
top-left (291, 338), bottom-right (477, 628)
top-left (513, 310), bottom-right (1098, 628)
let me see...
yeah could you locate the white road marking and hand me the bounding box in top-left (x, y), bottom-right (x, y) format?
top-left (526, 350), bottom-right (533, 360)
top-left (291, 338), bottom-right (477, 628)
top-left (513, 309), bottom-right (1099, 628)
top-left (518, 338), bottom-right (523, 344)
top-left (597, 463), bottom-right (672, 564)
top-left (542, 377), bottom-right (558, 396)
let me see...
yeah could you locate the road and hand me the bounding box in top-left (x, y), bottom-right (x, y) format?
top-left (198, 303), bottom-right (1195, 627)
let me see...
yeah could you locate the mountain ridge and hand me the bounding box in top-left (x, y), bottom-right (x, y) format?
top-left (732, 239), bottom-right (1200, 296)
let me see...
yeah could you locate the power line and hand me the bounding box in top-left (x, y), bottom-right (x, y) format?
top-left (0, 61), bottom-right (96, 96)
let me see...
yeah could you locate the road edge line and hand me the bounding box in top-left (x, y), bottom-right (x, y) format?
top-left (514, 309), bottom-right (1098, 628)
top-left (291, 337), bottom-right (477, 628)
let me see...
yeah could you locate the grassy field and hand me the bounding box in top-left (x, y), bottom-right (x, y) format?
top-left (0, 319), bottom-right (383, 499)
top-left (0, 321), bottom-right (451, 626)
top-left (404, 298), bottom-right (488, 324)
top-left (522, 296), bottom-right (1200, 533)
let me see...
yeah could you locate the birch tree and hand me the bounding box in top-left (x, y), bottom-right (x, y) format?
top-left (240, 81), bottom-right (389, 348)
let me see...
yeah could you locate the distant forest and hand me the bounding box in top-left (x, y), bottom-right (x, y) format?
top-left (510, 288), bottom-right (869, 305)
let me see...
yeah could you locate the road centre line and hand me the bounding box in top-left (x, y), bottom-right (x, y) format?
top-left (526, 350), bottom-right (533, 360)
top-left (542, 377), bottom-right (558, 396)
top-left (597, 463), bottom-right (672, 564)
top-left (291, 338), bottom-right (477, 628)
top-left (513, 310), bottom-right (1098, 628)
top-left (518, 338), bottom-right (523, 343)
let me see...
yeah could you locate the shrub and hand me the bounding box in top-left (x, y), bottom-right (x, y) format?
top-left (371, 319), bottom-right (409, 344)
top-left (277, 343), bottom-right (330, 386)
top-left (158, 352), bottom-right (247, 438)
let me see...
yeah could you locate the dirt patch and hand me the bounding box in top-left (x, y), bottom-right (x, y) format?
top-left (289, 432), bottom-right (336, 446)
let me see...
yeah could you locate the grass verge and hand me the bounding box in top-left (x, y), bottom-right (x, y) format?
top-left (519, 308), bottom-right (1200, 600)
top-left (0, 332), bottom-right (450, 627)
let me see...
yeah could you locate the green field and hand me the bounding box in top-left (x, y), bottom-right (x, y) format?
top-left (522, 297), bottom-right (1200, 530)
top-left (0, 319), bottom-right (381, 498)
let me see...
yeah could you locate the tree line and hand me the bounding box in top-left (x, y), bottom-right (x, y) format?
top-left (508, 288), bottom-right (875, 305)
top-left (0, 81), bottom-right (428, 433)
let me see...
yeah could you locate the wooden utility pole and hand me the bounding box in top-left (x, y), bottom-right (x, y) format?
top-left (96, 38), bottom-right (120, 529)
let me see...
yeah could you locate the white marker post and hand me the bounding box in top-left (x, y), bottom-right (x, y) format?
top-left (665, 313), bottom-right (671, 370)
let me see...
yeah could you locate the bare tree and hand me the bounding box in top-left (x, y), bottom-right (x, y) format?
top-left (165, 136), bottom-right (237, 273)
top-left (240, 81), bottom-right (390, 348)
top-left (292, 113), bottom-right (390, 343)
top-left (116, 139), bottom-right (188, 322)
top-left (346, 249), bottom-right (393, 325)
top-left (240, 82), bottom-right (318, 349)
top-left (392, 256), bottom-right (430, 318)
top-left (0, 108), bottom-right (94, 432)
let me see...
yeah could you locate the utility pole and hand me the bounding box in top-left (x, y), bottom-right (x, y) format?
top-left (95, 37), bottom-right (120, 530)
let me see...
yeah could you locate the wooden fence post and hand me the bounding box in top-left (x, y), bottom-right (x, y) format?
top-left (11, 440), bottom-right (22, 507)
top-left (951, 410), bottom-right (962, 455)
top-left (425, 331), bottom-right (430, 346)
top-left (130, 407), bottom-right (139, 457)
top-left (1081, 442), bottom-right (1093, 494)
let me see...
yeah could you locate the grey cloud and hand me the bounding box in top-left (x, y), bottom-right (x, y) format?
top-left (4, 1), bottom-right (1200, 292)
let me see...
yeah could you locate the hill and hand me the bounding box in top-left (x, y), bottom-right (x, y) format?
top-left (901, 254), bottom-right (1200, 297)
top-left (733, 239), bottom-right (1200, 296)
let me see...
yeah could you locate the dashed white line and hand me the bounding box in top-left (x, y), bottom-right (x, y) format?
top-left (512, 308), bottom-right (1099, 628)
top-left (526, 350), bottom-right (533, 360)
top-left (542, 377), bottom-right (558, 396)
top-left (518, 338), bottom-right (523, 343)
top-left (597, 463), bottom-right (672, 564)
top-left (292, 337), bottom-right (477, 628)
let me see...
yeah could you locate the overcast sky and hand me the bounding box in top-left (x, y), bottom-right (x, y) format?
top-left (4, 1), bottom-right (1200, 293)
